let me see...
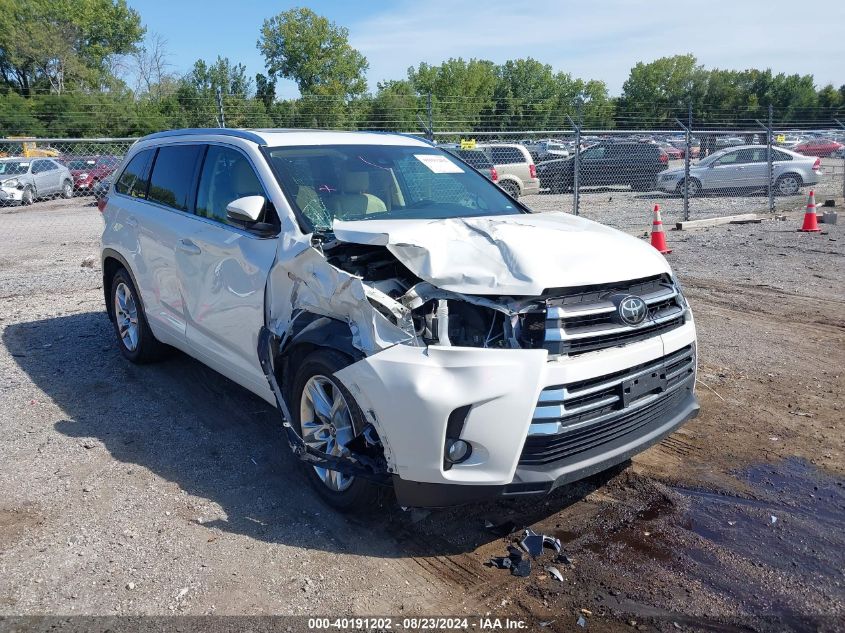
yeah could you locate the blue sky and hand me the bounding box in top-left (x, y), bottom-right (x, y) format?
top-left (128, 0), bottom-right (845, 98)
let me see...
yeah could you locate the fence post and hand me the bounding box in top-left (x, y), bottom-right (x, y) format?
top-left (756, 106), bottom-right (774, 211)
top-left (837, 118), bottom-right (845, 200)
top-left (566, 101), bottom-right (583, 216)
top-left (426, 92), bottom-right (433, 142)
top-left (216, 88), bottom-right (226, 128)
top-left (675, 107), bottom-right (692, 221)
top-left (767, 105), bottom-right (774, 211)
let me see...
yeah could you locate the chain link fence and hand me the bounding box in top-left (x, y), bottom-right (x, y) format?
top-left (1, 126), bottom-right (842, 233)
top-left (435, 126), bottom-right (845, 231)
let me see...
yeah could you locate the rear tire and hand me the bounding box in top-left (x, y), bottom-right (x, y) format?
top-left (290, 349), bottom-right (381, 512)
top-left (775, 173), bottom-right (802, 196)
top-left (499, 180), bottom-right (520, 198)
top-left (109, 268), bottom-right (169, 363)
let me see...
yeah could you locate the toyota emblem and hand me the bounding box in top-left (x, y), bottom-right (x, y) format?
top-left (617, 295), bottom-right (648, 326)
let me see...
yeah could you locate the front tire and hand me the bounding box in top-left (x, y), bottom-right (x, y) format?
top-left (21, 186), bottom-right (34, 205)
top-left (61, 180), bottom-right (73, 198)
top-left (676, 177), bottom-right (702, 197)
top-left (290, 349), bottom-right (380, 511)
top-left (110, 268), bottom-right (169, 363)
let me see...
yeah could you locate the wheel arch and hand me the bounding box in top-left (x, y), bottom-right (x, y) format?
top-left (276, 313), bottom-right (365, 401)
top-left (101, 249), bottom-right (144, 323)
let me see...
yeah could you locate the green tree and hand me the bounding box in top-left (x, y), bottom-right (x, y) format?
top-left (618, 54), bottom-right (707, 125)
top-left (408, 58), bottom-right (497, 130)
top-left (258, 7), bottom-right (368, 98)
top-left (367, 80), bottom-right (421, 131)
top-left (0, 0), bottom-right (144, 95)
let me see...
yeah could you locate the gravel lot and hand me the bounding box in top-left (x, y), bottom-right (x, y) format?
top-left (0, 195), bottom-right (843, 631)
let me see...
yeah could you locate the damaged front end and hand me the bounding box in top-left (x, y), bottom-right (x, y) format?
top-left (257, 231), bottom-right (550, 487)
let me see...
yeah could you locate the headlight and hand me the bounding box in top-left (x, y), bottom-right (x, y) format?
top-left (78, 172), bottom-right (89, 179)
top-left (2, 178), bottom-right (19, 187)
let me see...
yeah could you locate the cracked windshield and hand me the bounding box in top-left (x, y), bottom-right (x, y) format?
top-left (266, 144), bottom-right (520, 230)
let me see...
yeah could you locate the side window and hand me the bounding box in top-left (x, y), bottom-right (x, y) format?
top-left (196, 145), bottom-right (266, 225)
top-left (114, 149), bottom-right (155, 198)
top-left (773, 150), bottom-right (792, 162)
top-left (714, 151), bottom-right (740, 166)
top-left (45, 160), bottom-right (58, 171)
top-left (31, 160), bottom-right (44, 174)
top-left (147, 145), bottom-right (203, 211)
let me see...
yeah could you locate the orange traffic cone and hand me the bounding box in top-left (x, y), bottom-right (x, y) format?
top-left (798, 190), bottom-right (821, 232)
top-left (650, 205), bottom-right (672, 254)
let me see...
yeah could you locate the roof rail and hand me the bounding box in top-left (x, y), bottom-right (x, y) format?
top-left (139, 128), bottom-right (267, 145)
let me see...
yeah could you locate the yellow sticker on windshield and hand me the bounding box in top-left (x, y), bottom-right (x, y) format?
top-left (414, 154), bottom-right (464, 174)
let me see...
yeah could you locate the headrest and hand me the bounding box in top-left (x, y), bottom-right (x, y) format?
top-left (343, 171), bottom-right (369, 193)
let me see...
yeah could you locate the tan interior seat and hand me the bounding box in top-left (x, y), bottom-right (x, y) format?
top-left (327, 171), bottom-right (387, 217)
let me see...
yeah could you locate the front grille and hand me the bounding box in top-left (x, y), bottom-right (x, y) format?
top-left (542, 275), bottom-right (686, 356)
top-left (519, 345), bottom-right (695, 466)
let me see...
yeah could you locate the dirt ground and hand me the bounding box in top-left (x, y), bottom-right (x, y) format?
top-left (0, 196), bottom-right (843, 632)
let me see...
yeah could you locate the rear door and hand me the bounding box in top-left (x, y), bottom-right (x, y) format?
top-left (135, 144), bottom-right (205, 343)
top-left (179, 144), bottom-right (279, 397)
top-left (579, 144), bottom-right (608, 186)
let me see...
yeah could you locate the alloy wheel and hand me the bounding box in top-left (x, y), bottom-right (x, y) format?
top-left (114, 282), bottom-right (139, 351)
top-left (300, 375), bottom-right (355, 492)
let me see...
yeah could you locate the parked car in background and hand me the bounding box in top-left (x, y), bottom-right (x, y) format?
top-left (63, 155), bottom-right (121, 194)
top-left (0, 157), bottom-right (73, 205)
top-left (793, 139), bottom-right (844, 158)
top-left (537, 142), bottom-right (668, 193)
top-left (443, 148), bottom-right (498, 182)
top-left (668, 140), bottom-right (699, 159)
top-left (93, 175), bottom-right (113, 205)
top-left (656, 145), bottom-right (820, 196)
top-left (657, 142), bottom-right (684, 160)
top-left (830, 146), bottom-right (845, 159)
top-left (476, 143), bottom-right (540, 198)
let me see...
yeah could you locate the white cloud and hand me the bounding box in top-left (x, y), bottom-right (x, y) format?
top-left (348, 0), bottom-right (845, 94)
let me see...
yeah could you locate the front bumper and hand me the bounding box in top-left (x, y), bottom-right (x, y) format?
top-left (335, 319), bottom-right (698, 507)
top-left (0, 187), bottom-right (23, 201)
top-left (656, 174), bottom-right (683, 192)
top-left (394, 389), bottom-right (698, 507)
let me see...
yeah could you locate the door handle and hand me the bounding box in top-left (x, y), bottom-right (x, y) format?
top-left (177, 239), bottom-right (202, 255)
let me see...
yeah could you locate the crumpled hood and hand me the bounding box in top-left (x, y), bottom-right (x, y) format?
top-left (332, 213), bottom-right (671, 295)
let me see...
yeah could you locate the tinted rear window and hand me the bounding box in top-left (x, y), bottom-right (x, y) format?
top-left (114, 149), bottom-right (155, 198)
top-left (455, 150), bottom-right (493, 169)
top-left (147, 145), bottom-right (203, 211)
top-left (489, 147), bottom-right (526, 164)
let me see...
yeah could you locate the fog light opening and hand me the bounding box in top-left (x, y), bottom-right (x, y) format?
top-left (445, 439), bottom-right (472, 464)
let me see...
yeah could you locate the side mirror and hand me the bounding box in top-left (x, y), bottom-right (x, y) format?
top-left (226, 195), bottom-right (265, 223)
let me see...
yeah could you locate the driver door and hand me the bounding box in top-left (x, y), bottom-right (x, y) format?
top-left (178, 143), bottom-right (279, 399)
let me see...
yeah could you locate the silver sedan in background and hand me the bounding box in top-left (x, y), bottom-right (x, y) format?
top-left (656, 145), bottom-right (821, 196)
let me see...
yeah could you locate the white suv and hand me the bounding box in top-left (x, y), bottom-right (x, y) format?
top-left (100, 129), bottom-right (698, 510)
